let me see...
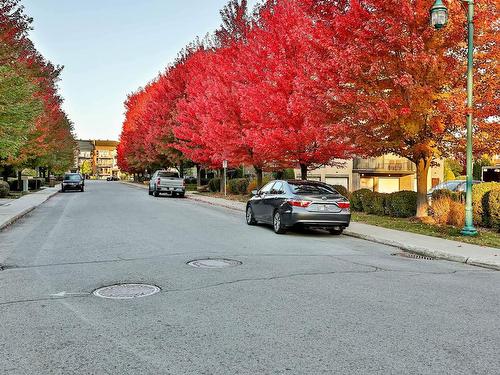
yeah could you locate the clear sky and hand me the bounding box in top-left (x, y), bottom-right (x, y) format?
top-left (23, 0), bottom-right (259, 141)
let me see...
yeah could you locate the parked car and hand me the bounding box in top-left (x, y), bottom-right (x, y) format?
top-left (61, 173), bottom-right (84, 192)
top-left (427, 180), bottom-right (482, 199)
top-left (246, 180), bottom-right (351, 235)
top-left (149, 170), bottom-right (185, 197)
top-left (106, 176), bottom-right (120, 181)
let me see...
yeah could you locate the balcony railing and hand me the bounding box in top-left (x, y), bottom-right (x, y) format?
top-left (353, 158), bottom-right (415, 173)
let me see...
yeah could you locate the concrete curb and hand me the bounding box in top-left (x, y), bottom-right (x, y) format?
top-left (0, 188), bottom-right (59, 231)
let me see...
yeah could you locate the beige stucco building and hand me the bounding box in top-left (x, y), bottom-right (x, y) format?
top-left (296, 154), bottom-right (444, 193)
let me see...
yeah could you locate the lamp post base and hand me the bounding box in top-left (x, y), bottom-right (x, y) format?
top-left (461, 226), bottom-right (478, 236)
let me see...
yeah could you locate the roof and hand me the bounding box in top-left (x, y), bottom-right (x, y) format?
top-left (77, 140), bottom-right (93, 151)
top-left (94, 140), bottom-right (119, 147)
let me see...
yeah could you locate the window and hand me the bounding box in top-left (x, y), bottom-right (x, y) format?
top-left (158, 172), bottom-right (179, 178)
top-left (259, 182), bottom-right (275, 194)
top-left (271, 181), bottom-right (284, 194)
top-left (64, 174), bottom-right (81, 181)
top-left (288, 182), bottom-right (337, 195)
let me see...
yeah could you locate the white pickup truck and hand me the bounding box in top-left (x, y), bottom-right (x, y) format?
top-left (149, 170), bottom-right (185, 197)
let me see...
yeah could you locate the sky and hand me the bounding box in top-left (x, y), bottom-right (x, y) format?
top-left (23, 0), bottom-right (260, 141)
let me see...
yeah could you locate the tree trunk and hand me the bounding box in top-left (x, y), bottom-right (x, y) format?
top-left (415, 157), bottom-right (431, 218)
top-left (17, 170), bottom-right (22, 190)
top-left (254, 166), bottom-right (263, 188)
top-left (220, 168), bottom-right (224, 193)
top-left (276, 170), bottom-right (284, 179)
top-left (196, 164), bottom-right (201, 187)
top-left (300, 164), bottom-right (308, 180)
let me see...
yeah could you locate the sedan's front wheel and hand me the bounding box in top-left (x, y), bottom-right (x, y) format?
top-left (273, 211), bottom-right (286, 234)
top-left (246, 206), bottom-right (257, 225)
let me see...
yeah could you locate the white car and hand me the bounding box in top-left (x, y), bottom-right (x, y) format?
top-left (148, 170), bottom-right (185, 197)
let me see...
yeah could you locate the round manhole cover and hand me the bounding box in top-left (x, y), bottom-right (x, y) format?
top-left (93, 283), bottom-right (160, 299)
top-left (187, 258), bottom-right (242, 268)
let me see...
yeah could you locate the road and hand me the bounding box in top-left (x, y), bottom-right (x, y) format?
top-left (0, 181), bottom-right (499, 374)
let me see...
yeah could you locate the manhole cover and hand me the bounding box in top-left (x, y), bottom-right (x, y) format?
top-left (392, 252), bottom-right (435, 261)
top-left (93, 283), bottom-right (160, 299)
top-left (187, 258), bottom-right (242, 268)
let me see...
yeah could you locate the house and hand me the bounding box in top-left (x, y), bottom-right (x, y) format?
top-left (296, 154), bottom-right (444, 193)
top-left (93, 140), bottom-right (120, 179)
top-left (73, 140), bottom-right (121, 179)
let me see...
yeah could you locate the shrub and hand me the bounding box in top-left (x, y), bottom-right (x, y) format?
top-left (208, 178), bottom-right (221, 192)
top-left (360, 190), bottom-right (375, 213)
top-left (386, 191), bottom-right (417, 218)
top-left (246, 176), bottom-right (273, 194)
top-left (28, 179), bottom-right (42, 190)
top-left (331, 185), bottom-right (350, 199)
top-left (368, 192), bottom-right (388, 216)
top-left (488, 189), bottom-right (500, 231)
top-left (185, 184), bottom-right (198, 192)
top-left (448, 200), bottom-right (465, 228)
top-left (472, 182), bottom-right (500, 227)
top-left (431, 197), bottom-right (451, 225)
top-left (0, 180), bottom-right (9, 198)
top-left (228, 178), bottom-right (249, 195)
top-left (7, 180), bottom-right (23, 191)
top-left (350, 189), bottom-right (373, 212)
top-left (432, 189), bottom-right (453, 201)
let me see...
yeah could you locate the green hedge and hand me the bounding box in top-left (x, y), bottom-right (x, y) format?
top-left (208, 178), bottom-right (221, 192)
top-left (331, 185), bottom-right (350, 199)
top-left (472, 182), bottom-right (500, 227)
top-left (0, 180), bottom-right (9, 198)
top-left (386, 191), bottom-right (417, 218)
top-left (228, 178), bottom-right (249, 195)
top-left (488, 189), bottom-right (500, 231)
top-left (350, 189), bottom-right (372, 212)
top-left (185, 184), bottom-right (198, 192)
top-left (368, 192), bottom-right (389, 216)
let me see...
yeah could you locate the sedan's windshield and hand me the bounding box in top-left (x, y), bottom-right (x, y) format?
top-left (64, 174), bottom-right (81, 181)
top-left (289, 182), bottom-right (338, 195)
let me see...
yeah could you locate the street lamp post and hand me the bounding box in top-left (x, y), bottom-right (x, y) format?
top-left (430, 0), bottom-right (478, 236)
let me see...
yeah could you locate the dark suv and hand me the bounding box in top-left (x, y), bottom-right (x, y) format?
top-left (61, 173), bottom-right (84, 192)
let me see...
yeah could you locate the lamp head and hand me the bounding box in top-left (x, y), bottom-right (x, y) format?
top-left (430, 0), bottom-right (448, 29)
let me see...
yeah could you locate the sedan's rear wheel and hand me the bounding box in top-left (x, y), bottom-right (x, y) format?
top-left (153, 190), bottom-right (159, 197)
top-left (246, 206), bottom-right (257, 225)
top-left (273, 211), bottom-right (286, 234)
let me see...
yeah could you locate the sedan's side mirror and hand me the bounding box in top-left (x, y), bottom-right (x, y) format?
top-left (251, 190), bottom-right (259, 196)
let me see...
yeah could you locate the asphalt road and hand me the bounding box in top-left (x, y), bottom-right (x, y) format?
top-left (1, 181), bottom-right (499, 375)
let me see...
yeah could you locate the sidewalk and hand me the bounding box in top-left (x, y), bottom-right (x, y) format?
top-left (120, 182), bottom-right (500, 270)
top-left (0, 187), bottom-right (59, 231)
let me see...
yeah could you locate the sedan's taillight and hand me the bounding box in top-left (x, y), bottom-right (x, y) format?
top-left (157, 177), bottom-right (161, 186)
top-left (337, 202), bottom-right (350, 209)
top-left (287, 200), bottom-right (312, 208)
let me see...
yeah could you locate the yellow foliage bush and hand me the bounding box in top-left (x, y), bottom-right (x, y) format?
top-left (431, 197), bottom-right (451, 225)
top-left (448, 200), bottom-right (465, 228)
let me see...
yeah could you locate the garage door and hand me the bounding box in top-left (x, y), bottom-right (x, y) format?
top-left (326, 177), bottom-right (349, 189)
top-left (378, 178), bottom-right (400, 193)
